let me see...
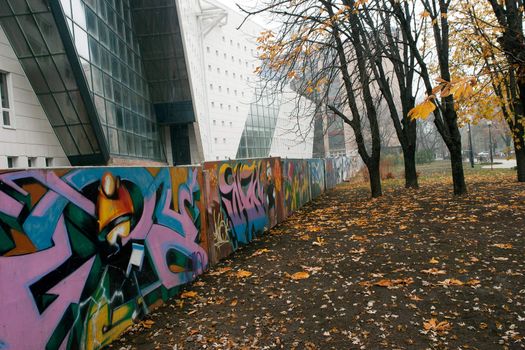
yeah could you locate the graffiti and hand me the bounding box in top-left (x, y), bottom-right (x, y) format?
top-left (212, 210), bottom-right (230, 250)
top-left (282, 159), bottom-right (311, 217)
top-left (0, 167), bottom-right (207, 350)
top-left (0, 157), bottom-right (351, 349)
top-left (308, 159), bottom-right (325, 199)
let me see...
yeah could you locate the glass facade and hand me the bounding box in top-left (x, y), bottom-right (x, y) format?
top-left (0, 0), bottom-right (168, 164)
top-left (60, 0), bottom-right (164, 160)
top-left (0, 0), bottom-right (105, 162)
top-left (236, 85), bottom-right (281, 159)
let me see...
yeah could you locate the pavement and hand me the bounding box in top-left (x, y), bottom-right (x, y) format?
top-left (481, 159), bottom-right (517, 169)
top-left (111, 172), bottom-right (525, 350)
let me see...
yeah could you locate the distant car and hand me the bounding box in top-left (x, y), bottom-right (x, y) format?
top-left (477, 152), bottom-right (489, 157)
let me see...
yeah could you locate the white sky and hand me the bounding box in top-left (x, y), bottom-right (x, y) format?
top-left (217, 0), bottom-right (270, 27)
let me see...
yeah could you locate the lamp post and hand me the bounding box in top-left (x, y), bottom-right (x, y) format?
top-left (468, 121), bottom-right (475, 168)
top-left (487, 121), bottom-right (493, 170)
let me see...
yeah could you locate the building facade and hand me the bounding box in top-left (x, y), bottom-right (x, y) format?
top-left (0, 0), bottom-right (321, 168)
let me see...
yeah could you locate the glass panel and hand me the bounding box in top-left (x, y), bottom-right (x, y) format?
top-left (54, 92), bottom-right (80, 124)
top-left (0, 0), bottom-right (13, 16)
top-left (82, 123), bottom-right (100, 152)
top-left (19, 57), bottom-right (49, 93)
top-left (34, 13), bottom-right (64, 54)
top-left (108, 126), bottom-right (118, 153)
top-left (0, 17), bottom-right (32, 57)
top-left (73, 25), bottom-right (89, 59)
top-left (68, 91), bottom-right (89, 123)
top-left (92, 66), bottom-right (103, 94)
top-left (26, 0), bottom-right (48, 13)
top-left (7, 0), bottom-right (30, 14)
top-left (0, 74), bottom-right (9, 108)
top-left (18, 15), bottom-right (48, 55)
top-left (38, 94), bottom-right (65, 126)
top-left (60, 0), bottom-right (71, 17)
top-left (71, 0), bottom-right (86, 29)
top-left (69, 125), bottom-right (93, 154)
top-left (3, 111), bottom-right (11, 126)
top-left (55, 126), bottom-right (80, 155)
top-left (53, 55), bottom-right (77, 90)
top-left (85, 7), bottom-right (98, 38)
top-left (94, 94), bottom-right (106, 123)
top-left (118, 130), bottom-right (127, 154)
top-left (36, 56), bottom-right (64, 92)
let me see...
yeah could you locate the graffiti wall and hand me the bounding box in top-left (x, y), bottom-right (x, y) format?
top-left (282, 159), bottom-right (311, 217)
top-left (0, 167), bottom-right (208, 350)
top-left (308, 159), bottom-right (325, 199)
top-left (204, 158), bottom-right (283, 263)
top-left (0, 157), bottom-right (353, 349)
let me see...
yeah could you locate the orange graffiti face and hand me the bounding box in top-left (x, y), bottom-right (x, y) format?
top-left (96, 172), bottom-right (134, 246)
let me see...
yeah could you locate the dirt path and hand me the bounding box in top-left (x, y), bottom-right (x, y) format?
top-left (112, 172), bottom-right (525, 350)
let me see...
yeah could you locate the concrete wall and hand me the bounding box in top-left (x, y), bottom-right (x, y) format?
top-left (0, 156), bottom-right (352, 349)
top-left (0, 27), bottom-right (69, 169)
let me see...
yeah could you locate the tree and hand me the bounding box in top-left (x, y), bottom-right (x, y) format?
top-left (456, 0), bottom-right (525, 180)
top-left (359, 0), bottom-right (422, 188)
top-left (244, 0), bottom-right (385, 197)
top-left (393, 0), bottom-right (468, 195)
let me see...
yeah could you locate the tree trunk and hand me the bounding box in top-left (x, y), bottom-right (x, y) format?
top-left (403, 145), bottom-right (419, 189)
top-left (514, 119), bottom-right (525, 182)
top-left (367, 159), bottom-right (382, 198)
top-left (449, 145), bottom-right (467, 195)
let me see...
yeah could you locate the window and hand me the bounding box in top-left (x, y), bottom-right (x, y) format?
top-left (7, 157), bottom-right (16, 168)
top-left (229, 121), bottom-right (233, 127)
top-left (223, 138), bottom-right (226, 143)
top-left (215, 50), bottom-right (219, 56)
top-left (208, 65), bottom-right (212, 71)
top-left (233, 73), bottom-right (236, 79)
top-left (226, 88), bottom-right (230, 94)
top-left (223, 53), bottom-right (226, 59)
top-left (228, 105), bottom-right (231, 110)
top-left (45, 158), bottom-right (53, 167)
top-left (210, 83), bottom-right (213, 90)
top-left (225, 70), bottom-right (228, 76)
top-left (236, 106), bottom-right (239, 112)
top-left (211, 102), bottom-right (215, 107)
top-left (213, 120), bottom-right (216, 126)
top-left (222, 36), bottom-right (225, 42)
top-left (0, 72), bottom-right (13, 127)
top-left (221, 121), bottom-right (225, 126)
top-left (218, 86), bottom-right (222, 92)
top-left (28, 157), bottom-right (36, 168)
top-left (206, 46), bottom-right (210, 53)
top-left (220, 103), bottom-right (223, 109)
top-left (214, 137), bottom-right (218, 143)
top-left (234, 90), bottom-right (238, 96)
top-left (216, 68), bottom-right (220, 73)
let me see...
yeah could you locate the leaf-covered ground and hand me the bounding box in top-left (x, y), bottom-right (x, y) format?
top-left (112, 171), bottom-right (525, 350)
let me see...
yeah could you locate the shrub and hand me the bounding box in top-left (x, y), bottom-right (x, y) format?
top-left (416, 150), bottom-right (435, 164)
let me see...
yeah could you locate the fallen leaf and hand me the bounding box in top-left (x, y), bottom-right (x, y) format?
top-left (208, 267), bottom-right (232, 276)
top-left (438, 278), bottom-right (464, 286)
top-left (236, 270), bottom-right (253, 278)
top-left (423, 318), bottom-right (452, 332)
top-left (180, 291), bottom-right (198, 299)
top-left (492, 243), bottom-right (513, 249)
top-left (230, 299), bottom-right (238, 306)
top-left (290, 271), bottom-right (310, 280)
top-left (421, 268), bottom-right (446, 275)
top-left (429, 257), bottom-right (439, 264)
top-left (250, 248), bottom-right (271, 257)
top-left (312, 237), bottom-right (326, 246)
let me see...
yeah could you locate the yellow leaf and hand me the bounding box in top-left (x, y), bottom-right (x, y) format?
top-left (180, 291), bottom-right (198, 299)
top-left (492, 243), bottom-right (512, 249)
top-left (429, 257), bottom-right (439, 264)
top-left (421, 268), bottom-right (446, 275)
top-left (408, 100), bottom-right (436, 120)
top-left (438, 278), bottom-right (464, 286)
top-left (236, 270), bottom-right (253, 278)
top-left (290, 271), bottom-right (310, 280)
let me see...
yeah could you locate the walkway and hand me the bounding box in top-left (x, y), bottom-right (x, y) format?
top-left (112, 173), bottom-right (525, 349)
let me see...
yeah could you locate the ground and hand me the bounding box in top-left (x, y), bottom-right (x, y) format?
top-left (111, 168), bottom-right (525, 350)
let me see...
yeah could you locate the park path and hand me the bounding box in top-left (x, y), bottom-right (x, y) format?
top-left (112, 173), bottom-right (525, 350)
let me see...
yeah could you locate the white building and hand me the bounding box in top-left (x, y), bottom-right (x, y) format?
top-left (0, 0), bottom-right (315, 168)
